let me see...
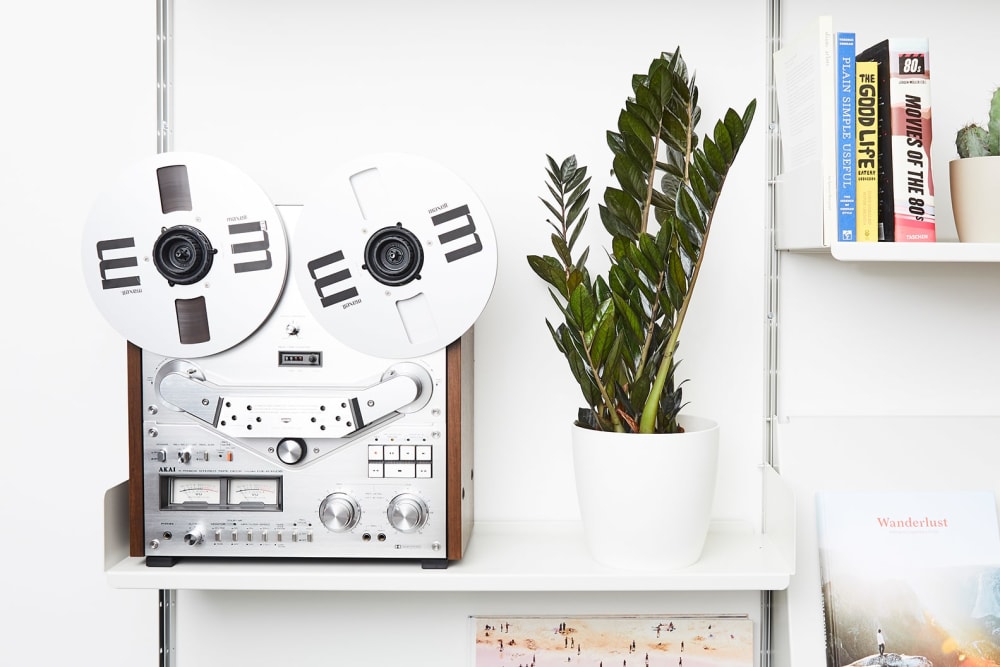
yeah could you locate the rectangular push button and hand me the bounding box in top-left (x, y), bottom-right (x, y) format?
top-left (384, 463), bottom-right (416, 478)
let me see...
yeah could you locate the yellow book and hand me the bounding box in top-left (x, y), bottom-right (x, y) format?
top-left (855, 60), bottom-right (879, 242)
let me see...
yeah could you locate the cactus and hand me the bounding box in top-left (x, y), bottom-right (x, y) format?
top-left (956, 87), bottom-right (1000, 158)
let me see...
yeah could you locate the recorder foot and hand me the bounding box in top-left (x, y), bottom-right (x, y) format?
top-left (145, 556), bottom-right (179, 568)
top-left (421, 558), bottom-right (449, 570)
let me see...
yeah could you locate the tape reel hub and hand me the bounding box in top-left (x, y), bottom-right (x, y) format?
top-left (153, 224), bottom-right (216, 286)
top-left (364, 223), bottom-right (423, 287)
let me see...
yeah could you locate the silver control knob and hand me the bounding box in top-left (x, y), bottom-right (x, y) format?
top-left (276, 438), bottom-right (305, 465)
top-left (183, 528), bottom-right (204, 546)
top-left (319, 492), bottom-right (360, 532)
top-left (387, 493), bottom-right (428, 533)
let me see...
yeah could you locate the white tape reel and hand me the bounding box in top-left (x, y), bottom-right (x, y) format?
top-left (81, 152), bottom-right (288, 358)
top-left (294, 153), bottom-right (497, 359)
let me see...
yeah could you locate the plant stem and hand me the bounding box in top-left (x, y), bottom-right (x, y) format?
top-left (582, 334), bottom-right (625, 432)
top-left (638, 86), bottom-right (697, 434)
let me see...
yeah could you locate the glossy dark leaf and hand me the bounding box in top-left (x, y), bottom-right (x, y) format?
top-left (569, 282), bottom-right (597, 333)
top-left (693, 150), bottom-right (721, 192)
top-left (613, 153), bottom-right (650, 204)
top-left (551, 234), bottom-right (572, 268)
top-left (527, 254), bottom-right (566, 295)
top-left (667, 250), bottom-right (687, 310)
top-left (703, 137), bottom-right (726, 173)
top-left (602, 188), bottom-right (642, 237)
top-left (590, 306), bottom-right (616, 365)
top-left (634, 84), bottom-right (662, 125)
top-left (599, 203), bottom-right (636, 240)
top-left (713, 120), bottom-right (735, 164)
top-left (559, 155), bottom-right (578, 183)
top-left (618, 110), bottom-right (654, 154)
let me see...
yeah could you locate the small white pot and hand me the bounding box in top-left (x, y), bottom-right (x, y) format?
top-left (571, 415), bottom-right (720, 571)
top-left (950, 156), bottom-right (1000, 242)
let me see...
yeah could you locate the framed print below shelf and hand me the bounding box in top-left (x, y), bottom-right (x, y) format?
top-left (470, 614), bottom-right (753, 667)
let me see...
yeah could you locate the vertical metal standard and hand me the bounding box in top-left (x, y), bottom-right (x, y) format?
top-left (761, 0), bottom-right (783, 665)
top-left (763, 0), bottom-right (782, 476)
top-left (157, 0), bottom-right (174, 154)
top-left (157, 1), bottom-right (177, 665)
top-left (159, 589), bottom-right (177, 667)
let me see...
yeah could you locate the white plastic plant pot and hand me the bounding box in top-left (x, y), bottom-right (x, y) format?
top-left (571, 415), bottom-right (720, 571)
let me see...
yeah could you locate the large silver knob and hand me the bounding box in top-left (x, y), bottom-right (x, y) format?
top-left (319, 492), bottom-right (360, 532)
top-left (183, 528), bottom-right (204, 546)
top-left (387, 493), bottom-right (428, 533)
top-left (276, 438), bottom-right (306, 465)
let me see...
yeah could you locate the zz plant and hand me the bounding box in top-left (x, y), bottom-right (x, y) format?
top-left (528, 49), bottom-right (756, 434)
top-left (955, 87), bottom-right (1000, 158)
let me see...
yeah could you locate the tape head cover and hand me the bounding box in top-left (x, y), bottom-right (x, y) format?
top-left (81, 152), bottom-right (289, 358)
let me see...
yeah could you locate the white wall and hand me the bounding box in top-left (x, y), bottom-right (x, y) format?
top-left (0, 1), bottom-right (158, 663)
top-left (0, 1), bottom-right (768, 664)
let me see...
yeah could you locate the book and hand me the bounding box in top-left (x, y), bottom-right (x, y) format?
top-left (835, 32), bottom-right (856, 243)
top-left (855, 60), bottom-right (879, 242)
top-left (773, 15), bottom-right (837, 247)
top-left (855, 38), bottom-right (935, 242)
top-left (470, 615), bottom-right (753, 666)
top-left (816, 490), bottom-right (1000, 667)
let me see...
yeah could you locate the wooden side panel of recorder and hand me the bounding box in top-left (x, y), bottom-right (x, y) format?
top-left (126, 342), bottom-right (145, 557)
top-left (446, 329), bottom-right (475, 561)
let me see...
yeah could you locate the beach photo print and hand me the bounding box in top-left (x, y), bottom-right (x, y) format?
top-left (470, 614), bottom-right (753, 667)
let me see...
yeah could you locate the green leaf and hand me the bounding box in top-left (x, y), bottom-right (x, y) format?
top-left (600, 203), bottom-right (636, 240)
top-left (713, 120), bottom-right (735, 164)
top-left (568, 214), bottom-right (588, 251)
top-left (702, 137), bottom-right (726, 173)
top-left (551, 233), bottom-right (572, 267)
top-left (540, 196), bottom-right (562, 225)
top-left (527, 254), bottom-right (567, 296)
top-left (741, 99), bottom-right (757, 134)
top-left (613, 153), bottom-right (649, 203)
top-left (667, 250), bottom-right (687, 310)
top-left (634, 83), bottom-right (663, 125)
top-left (567, 181), bottom-right (592, 222)
top-left (545, 155), bottom-right (561, 179)
top-left (590, 305), bottom-right (617, 365)
top-left (569, 282), bottom-right (597, 333)
top-left (628, 237), bottom-right (660, 283)
top-left (677, 184), bottom-right (705, 232)
top-left (723, 107), bottom-right (747, 149)
top-left (618, 109), bottom-right (654, 154)
top-left (559, 155), bottom-right (578, 183)
top-left (612, 292), bottom-right (644, 343)
top-left (602, 188), bottom-right (642, 237)
top-left (638, 231), bottom-right (665, 269)
top-left (607, 130), bottom-right (626, 156)
top-left (693, 150), bottom-right (721, 192)
top-left (546, 319), bottom-right (566, 354)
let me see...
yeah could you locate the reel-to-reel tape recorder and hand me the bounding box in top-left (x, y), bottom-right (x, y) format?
top-left (82, 152), bottom-right (497, 568)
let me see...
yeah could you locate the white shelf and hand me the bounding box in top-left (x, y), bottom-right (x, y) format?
top-left (829, 241), bottom-right (1000, 262)
top-left (103, 467), bottom-right (795, 592)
